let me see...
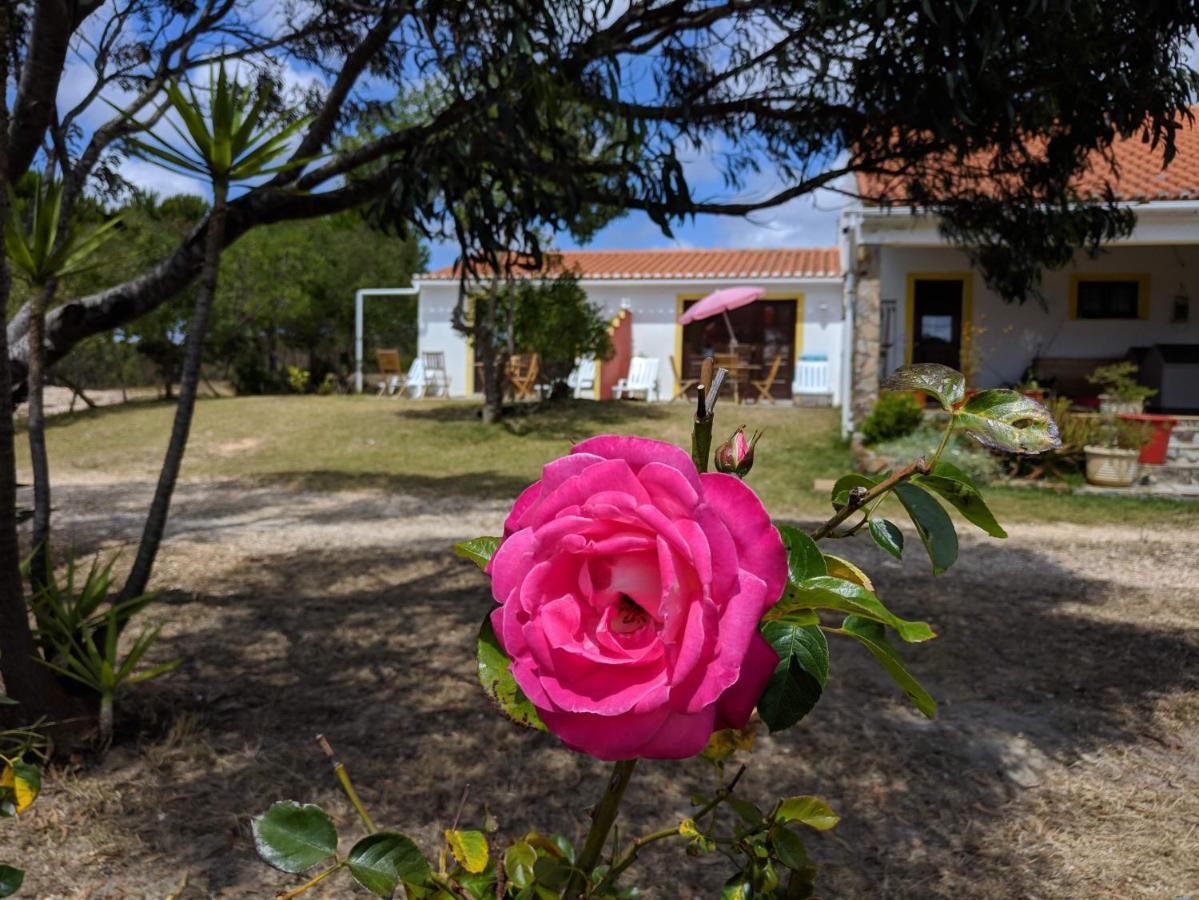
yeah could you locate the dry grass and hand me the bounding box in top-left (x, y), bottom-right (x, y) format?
top-left (7, 476), bottom-right (1198, 898)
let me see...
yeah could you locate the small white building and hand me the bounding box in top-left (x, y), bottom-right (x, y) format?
top-left (414, 248), bottom-right (846, 405)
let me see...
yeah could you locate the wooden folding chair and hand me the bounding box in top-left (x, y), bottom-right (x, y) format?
top-left (670, 355), bottom-right (697, 401)
top-left (375, 348), bottom-right (403, 396)
top-left (508, 353), bottom-right (541, 400)
top-left (751, 355), bottom-right (784, 404)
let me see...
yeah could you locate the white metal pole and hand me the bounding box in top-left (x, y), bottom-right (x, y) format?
top-left (354, 289), bottom-right (365, 393)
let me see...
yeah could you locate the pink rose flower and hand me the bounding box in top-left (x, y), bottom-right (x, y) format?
top-left (487, 435), bottom-right (787, 760)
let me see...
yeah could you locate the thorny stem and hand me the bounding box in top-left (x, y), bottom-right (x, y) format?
top-left (317, 734), bottom-right (376, 833)
top-left (595, 766), bottom-right (748, 894)
top-left (809, 458), bottom-right (931, 542)
top-left (277, 861), bottom-right (343, 899)
top-left (564, 758), bottom-right (638, 899)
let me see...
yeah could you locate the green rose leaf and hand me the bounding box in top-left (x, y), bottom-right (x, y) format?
top-left (454, 536), bottom-right (502, 571)
top-left (726, 796), bottom-right (765, 825)
top-left (757, 622), bottom-right (828, 733)
top-left (831, 616), bottom-right (937, 717)
top-left (721, 872), bottom-right (753, 900)
top-left (477, 616), bottom-right (547, 732)
top-left (1, 761), bottom-right (40, 814)
top-left (0, 865), bottom-right (23, 898)
top-left (251, 801), bottom-right (338, 874)
top-left (829, 473), bottom-right (878, 511)
top-left (913, 460), bottom-right (1006, 538)
top-left (347, 832), bottom-right (430, 896)
top-left (868, 518), bottom-right (904, 560)
top-left (775, 523), bottom-right (827, 585)
top-left (504, 841), bottom-right (538, 889)
top-left (954, 389), bottom-right (1061, 454)
top-left (767, 576), bottom-right (935, 643)
top-left (893, 482), bottom-right (958, 575)
top-left (881, 363), bottom-right (964, 410)
top-left (775, 796), bottom-right (840, 830)
top-left (0, 694), bottom-right (17, 705)
top-left (770, 825), bottom-right (814, 873)
top-left (445, 828), bottom-right (489, 874)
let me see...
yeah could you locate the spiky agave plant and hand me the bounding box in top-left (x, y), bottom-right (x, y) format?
top-left (6, 175), bottom-right (122, 588)
top-left (119, 63), bottom-right (308, 603)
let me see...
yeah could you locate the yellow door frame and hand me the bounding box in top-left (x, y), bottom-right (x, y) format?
top-left (674, 293), bottom-right (805, 394)
top-left (904, 272), bottom-right (973, 368)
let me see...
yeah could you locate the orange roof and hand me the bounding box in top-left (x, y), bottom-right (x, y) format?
top-left (419, 247), bottom-right (841, 281)
top-left (857, 113), bottom-right (1199, 203)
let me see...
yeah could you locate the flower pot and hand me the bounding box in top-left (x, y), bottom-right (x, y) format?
top-left (1117, 413), bottom-right (1178, 465)
top-left (1084, 445), bottom-right (1140, 486)
top-left (1098, 395), bottom-right (1144, 415)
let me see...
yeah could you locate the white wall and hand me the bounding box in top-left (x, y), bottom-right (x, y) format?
top-left (416, 278), bottom-right (846, 404)
top-left (876, 244), bottom-right (1199, 388)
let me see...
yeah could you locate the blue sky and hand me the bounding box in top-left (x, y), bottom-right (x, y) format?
top-left (57, 4), bottom-right (849, 271)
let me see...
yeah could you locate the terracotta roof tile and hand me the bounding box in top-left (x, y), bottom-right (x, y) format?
top-left (419, 247), bottom-right (841, 281)
top-left (857, 113), bottom-right (1199, 203)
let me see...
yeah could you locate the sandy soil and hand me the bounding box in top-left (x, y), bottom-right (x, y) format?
top-left (8, 478), bottom-right (1199, 899)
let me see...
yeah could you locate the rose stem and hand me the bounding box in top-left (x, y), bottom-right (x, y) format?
top-left (316, 733), bottom-right (376, 833)
top-left (564, 758), bottom-right (638, 899)
top-left (691, 358), bottom-right (717, 473)
top-left (808, 457), bottom-right (931, 541)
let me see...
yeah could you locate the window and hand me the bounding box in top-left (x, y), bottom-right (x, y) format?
top-left (1072, 278), bottom-right (1146, 320)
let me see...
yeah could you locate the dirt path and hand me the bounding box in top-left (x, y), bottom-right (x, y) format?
top-left (10, 480), bottom-right (1199, 898)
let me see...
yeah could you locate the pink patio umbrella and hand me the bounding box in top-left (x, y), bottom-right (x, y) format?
top-left (677, 286), bottom-right (766, 350)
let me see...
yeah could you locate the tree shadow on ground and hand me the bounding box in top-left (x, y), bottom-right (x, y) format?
top-left (396, 398), bottom-right (676, 441)
top-left (18, 514), bottom-right (1194, 899)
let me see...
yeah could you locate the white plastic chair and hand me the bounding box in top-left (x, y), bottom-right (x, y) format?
top-left (421, 351), bottom-right (451, 397)
top-left (793, 354), bottom-right (830, 395)
top-left (614, 357), bottom-right (660, 402)
top-left (401, 358), bottom-right (427, 398)
top-left (567, 358), bottom-right (597, 398)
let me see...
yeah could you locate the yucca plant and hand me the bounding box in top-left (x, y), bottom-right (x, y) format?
top-left (25, 553), bottom-right (170, 748)
top-left (118, 63), bottom-right (307, 602)
top-left (6, 176), bottom-right (121, 589)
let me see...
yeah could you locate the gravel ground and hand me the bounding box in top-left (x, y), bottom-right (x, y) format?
top-left (8, 479), bottom-right (1199, 899)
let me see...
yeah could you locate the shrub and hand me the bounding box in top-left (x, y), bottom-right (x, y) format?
top-left (873, 425), bottom-right (1004, 484)
top-left (860, 392), bottom-right (924, 445)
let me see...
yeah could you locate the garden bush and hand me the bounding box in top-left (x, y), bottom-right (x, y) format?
top-left (873, 424), bottom-right (1005, 485)
top-left (860, 391), bottom-right (924, 445)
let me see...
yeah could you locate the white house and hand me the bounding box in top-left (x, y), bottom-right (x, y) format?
top-left (841, 124), bottom-right (1199, 430)
top-left (414, 248), bottom-right (845, 406)
top-left (394, 121), bottom-right (1199, 428)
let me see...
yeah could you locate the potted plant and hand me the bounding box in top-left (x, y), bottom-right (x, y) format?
top-left (1087, 361), bottom-right (1156, 414)
top-left (1015, 368), bottom-right (1046, 403)
top-left (1084, 416), bottom-right (1150, 487)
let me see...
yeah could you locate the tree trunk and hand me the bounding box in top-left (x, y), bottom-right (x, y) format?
top-left (476, 289), bottom-right (507, 424)
top-left (27, 279), bottom-right (56, 592)
top-left (0, 4), bottom-right (86, 740)
top-left (119, 179), bottom-right (229, 602)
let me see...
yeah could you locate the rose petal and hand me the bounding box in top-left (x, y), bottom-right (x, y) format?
top-left (714, 631), bottom-right (778, 730)
top-left (572, 435), bottom-right (702, 491)
top-left (699, 473), bottom-right (787, 607)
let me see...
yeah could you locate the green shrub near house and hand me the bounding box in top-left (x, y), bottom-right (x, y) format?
top-left (860, 392), bottom-right (924, 445)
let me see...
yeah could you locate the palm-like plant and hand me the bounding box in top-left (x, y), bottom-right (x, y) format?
top-left (119, 64), bottom-right (307, 602)
top-left (6, 176), bottom-right (121, 588)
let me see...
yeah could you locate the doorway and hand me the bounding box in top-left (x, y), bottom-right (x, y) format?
top-left (909, 277), bottom-right (966, 370)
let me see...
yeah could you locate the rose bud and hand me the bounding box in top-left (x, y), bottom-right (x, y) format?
top-left (714, 426), bottom-right (762, 478)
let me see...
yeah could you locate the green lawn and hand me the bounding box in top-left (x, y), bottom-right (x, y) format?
top-left (22, 395), bottom-right (1198, 525)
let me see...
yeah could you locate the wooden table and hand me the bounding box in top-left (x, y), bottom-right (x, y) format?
top-left (691, 360), bottom-right (759, 404)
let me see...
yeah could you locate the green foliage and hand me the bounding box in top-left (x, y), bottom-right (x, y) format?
top-left (955, 390), bottom-right (1061, 454)
top-left (126, 64), bottom-right (307, 184)
top-left (485, 271), bottom-right (614, 390)
top-left (860, 391), bottom-right (925, 445)
top-left (252, 801), bottom-right (339, 873)
top-left (879, 364), bottom-right (965, 410)
top-left (1, 758), bottom-right (41, 897)
top-left (1087, 361), bottom-right (1157, 404)
top-left (868, 518), bottom-right (904, 559)
top-left (477, 617), bottom-right (547, 733)
top-left (26, 554), bottom-right (177, 745)
top-left (872, 426), bottom-right (1005, 486)
top-left (6, 175), bottom-right (121, 286)
top-left (453, 537), bottom-right (501, 571)
top-left (346, 832), bottom-right (429, 895)
top-left (757, 622), bottom-right (828, 733)
top-left (893, 482), bottom-right (959, 575)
